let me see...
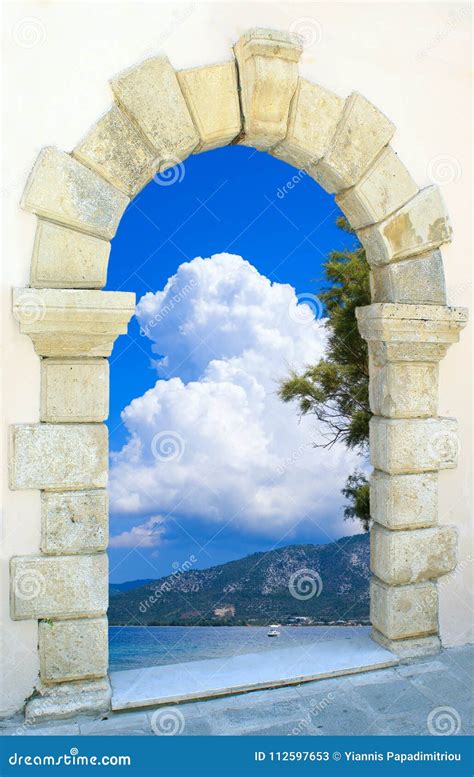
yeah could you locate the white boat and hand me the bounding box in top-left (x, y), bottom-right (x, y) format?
top-left (267, 624), bottom-right (281, 637)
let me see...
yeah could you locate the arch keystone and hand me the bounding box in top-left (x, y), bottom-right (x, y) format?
top-left (234, 28), bottom-right (303, 149)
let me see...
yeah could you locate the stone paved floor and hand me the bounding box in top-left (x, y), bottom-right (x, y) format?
top-left (1, 646), bottom-right (472, 737)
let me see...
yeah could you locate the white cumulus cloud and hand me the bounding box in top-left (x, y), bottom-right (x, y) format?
top-left (109, 517), bottom-right (166, 549)
top-left (109, 253), bottom-right (360, 541)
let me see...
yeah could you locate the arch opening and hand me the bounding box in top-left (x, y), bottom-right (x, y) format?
top-left (9, 28), bottom-right (467, 721)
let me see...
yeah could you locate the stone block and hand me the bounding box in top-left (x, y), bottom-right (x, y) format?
top-left (30, 220), bottom-right (110, 289)
top-left (178, 62), bottom-right (241, 151)
top-left (312, 93), bottom-right (395, 193)
top-left (369, 360), bottom-right (438, 417)
top-left (21, 148), bottom-right (129, 240)
top-left (356, 303), bottom-right (468, 364)
top-left (110, 56), bottom-right (198, 164)
top-left (13, 288), bottom-right (135, 358)
top-left (336, 147), bottom-right (418, 228)
top-left (370, 577), bottom-right (438, 640)
top-left (25, 678), bottom-right (111, 722)
top-left (370, 250), bottom-right (447, 305)
top-left (9, 424), bottom-right (108, 491)
top-left (370, 471), bottom-right (437, 530)
top-left (371, 523), bottom-right (457, 584)
top-left (39, 618), bottom-right (108, 683)
top-left (41, 490), bottom-right (108, 554)
top-left (74, 105), bottom-right (158, 196)
top-left (358, 186), bottom-right (452, 266)
top-left (234, 28), bottom-right (302, 150)
top-left (10, 554), bottom-right (108, 620)
top-left (370, 416), bottom-right (459, 475)
top-left (40, 359), bottom-right (109, 422)
top-left (271, 78), bottom-right (344, 171)
top-left (371, 629), bottom-right (441, 658)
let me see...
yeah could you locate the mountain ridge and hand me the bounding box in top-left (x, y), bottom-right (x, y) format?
top-left (108, 533), bottom-right (370, 626)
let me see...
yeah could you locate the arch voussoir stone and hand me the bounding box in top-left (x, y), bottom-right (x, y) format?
top-left (9, 27), bottom-right (469, 721)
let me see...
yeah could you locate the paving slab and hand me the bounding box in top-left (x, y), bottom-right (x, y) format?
top-left (110, 635), bottom-right (398, 711)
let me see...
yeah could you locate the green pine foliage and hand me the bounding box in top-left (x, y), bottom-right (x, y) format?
top-left (279, 217), bottom-right (371, 530)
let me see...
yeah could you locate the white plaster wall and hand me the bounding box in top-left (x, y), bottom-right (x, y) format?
top-left (1, 0), bottom-right (472, 716)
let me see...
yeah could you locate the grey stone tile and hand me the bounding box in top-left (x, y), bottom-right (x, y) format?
top-left (355, 679), bottom-right (431, 716)
top-left (408, 671), bottom-right (472, 705)
top-left (349, 667), bottom-right (398, 685)
top-left (25, 724), bottom-right (81, 736)
top-left (79, 711), bottom-right (150, 735)
top-left (396, 659), bottom-right (445, 678)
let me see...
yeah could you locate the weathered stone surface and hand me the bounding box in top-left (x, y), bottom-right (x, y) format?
top-left (371, 250), bottom-right (447, 305)
top-left (13, 288), bottom-right (135, 358)
top-left (234, 28), bottom-right (302, 150)
top-left (39, 618), bottom-right (108, 683)
top-left (369, 360), bottom-right (438, 417)
top-left (370, 577), bottom-right (438, 640)
top-left (41, 490), bottom-right (108, 554)
top-left (370, 471), bottom-right (438, 530)
top-left (312, 93), bottom-right (395, 193)
top-left (25, 678), bottom-right (111, 722)
top-left (21, 148), bottom-right (129, 240)
top-left (271, 78), bottom-right (344, 171)
top-left (371, 629), bottom-right (441, 658)
top-left (371, 523), bottom-right (457, 585)
top-left (178, 63), bottom-right (241, 151)
top-left (30, 220), bottom-right (110, 289)
top-left (370, 417), bottom-right (459, 475)
top-left (41, 359), bottom-right (109, 422)
top-left (74, 105), bottom-right (158, 196)
top-left (336, 147), bottom-right (418, 228)
top-left (356, 303), bottom-right (468, 363)
top-left (9, 424), bottom-right (108, 491)
top-left (110, 56), bottom-right (198, 164)
top-left (358, 186), bottom-right (452, 266)
top-left (10, 554), bottom-right (108, 620)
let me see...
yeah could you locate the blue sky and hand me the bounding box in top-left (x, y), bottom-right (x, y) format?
top-left (106, 145), bottom-right (359, 583)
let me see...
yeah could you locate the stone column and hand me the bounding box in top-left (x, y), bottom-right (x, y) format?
top-left (357, 303), bottom-right (468, 657)
top-left (10, 288), bottom-right (135, 720)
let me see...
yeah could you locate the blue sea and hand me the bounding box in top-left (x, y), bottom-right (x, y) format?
top-left (109, 625), bottom-right (370, 672)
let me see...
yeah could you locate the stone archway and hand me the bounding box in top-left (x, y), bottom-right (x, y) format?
top-left (9, 28), bottom-right (467, 721)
